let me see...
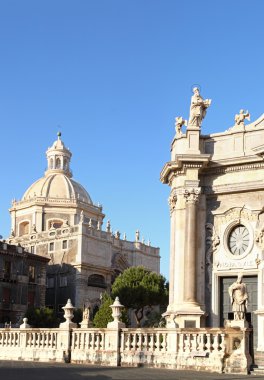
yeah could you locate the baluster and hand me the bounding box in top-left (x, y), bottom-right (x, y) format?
top-left (91, 332), bottom-right (95, 349)
top-left (32, 332), bottom-right (36, 348)
top-left (36, 332), bottom-right (40, 347)
top-left (205, 333), bottom-right (211, 353)
top-left (162, 333), bottom-right (167, 352)
top-left (179, 333), bottom-right (184, 353)
top-left (126, 333), bottom-right (131, 350)
top-left (95, 333), bottom-right (99, 349)
top-left (185, 334), bottom-right (190, 353)
top-left (220, 333), bottom-right (225, 352)
top-left (191, 333), bottom-right (198, 352)
top-left (212, 334), bottom-right (219, 352)
top-left (120, 332), bottom-right (125, 351)
top-left (138, 333), bottom-right (142, 350)
top-left (42, 332), bottom-right (45, 348)
top-left (143, 333), bottom-right (148, 351)
top-left (101, 333), bottom-right (105, 349)
top-left (85, 332), bottom-right (89, 349)
top-left (198, 333), bottom-right (204, 351)
top-left (149, 333), bottom-right (155, 351)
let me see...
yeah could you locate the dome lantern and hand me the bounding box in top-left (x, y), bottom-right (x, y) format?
top-left (45, 132), bottom-right (72, 178)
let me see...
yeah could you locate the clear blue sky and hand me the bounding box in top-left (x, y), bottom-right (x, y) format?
top-left (0, 0), bottom-right (263, 279)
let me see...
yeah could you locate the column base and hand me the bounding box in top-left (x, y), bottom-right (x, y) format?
top-left (163, 303), bottom-right (206, 328)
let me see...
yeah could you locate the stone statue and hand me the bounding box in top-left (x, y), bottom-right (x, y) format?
top-left (188, 87), bottom-right (211, 129)
top-left (135, 230), bottom-right (140, 242)
top-left (175, 116), bottom-right (187, 137)
top-left (82, 304), bottom-right (90, 321)
top-left (79, 211), bottom-right (84, 224)
top-left (80, 302), bottom-right (92, 328)
top-left (106, 220), bottom-right (111, 233)
top-left (234, 109), bottom-right (250, 127)
top-left (228, 274), bottom-right (248, 321)
top-left (115, 230), bottom-right (120, 239)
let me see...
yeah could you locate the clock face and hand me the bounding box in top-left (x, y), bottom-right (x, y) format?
top-left (228, 224), bottom-right (250, 255)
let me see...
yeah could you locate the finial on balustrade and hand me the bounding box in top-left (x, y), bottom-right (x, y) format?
top-left (107, 296), bottom-right (125, 329)
top-left (59, 299), bottom-right (77, 329)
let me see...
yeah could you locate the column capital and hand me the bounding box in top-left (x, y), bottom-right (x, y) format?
top-left (184, 187), bottom-right (201, 204)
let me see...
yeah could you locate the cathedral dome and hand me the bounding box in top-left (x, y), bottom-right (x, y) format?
top-left (22, 133), bottom-right (93, 204)
top-left (22, 174), bottom-right (92, 204)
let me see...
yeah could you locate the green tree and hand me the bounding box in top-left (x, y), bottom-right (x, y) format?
top-left (111, 266), bottom-right (168, 327)
top-left (93, 293), bottom-right (128, 328)
top-left (93, 293), bottom-right (113, 328)
top-left (25, 307), bottom-right (59, 328)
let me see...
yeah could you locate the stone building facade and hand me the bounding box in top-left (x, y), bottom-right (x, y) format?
top-left (161, 88), bottom-right (264, 363)
top-left (0, 241), bottom-right (48, 325)
top-left (7, 133), bottom-right (160, 317)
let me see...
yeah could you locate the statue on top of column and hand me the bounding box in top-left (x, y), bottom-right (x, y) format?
top-left (188, 87), bottom-right (211, 129)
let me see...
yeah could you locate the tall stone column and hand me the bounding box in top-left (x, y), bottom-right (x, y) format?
top-left (184, 187), bottom-right (200, 305)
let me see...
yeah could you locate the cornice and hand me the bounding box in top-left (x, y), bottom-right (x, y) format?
top-left (204, 180), bottom-right (264, 195)
top-left (202, 159), bottom-right (264, 176)
top-left (160, 154), bottom-right (210, 184)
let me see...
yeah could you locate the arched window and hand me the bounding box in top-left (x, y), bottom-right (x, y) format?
top-left (19, 221), bottom-right (30, 236)
top-left (88, 274), bottom-right (106, 288)
top-left (55, 157), bottom-right (61, 169)
top-left (63, 159), bottom-right (68, 170)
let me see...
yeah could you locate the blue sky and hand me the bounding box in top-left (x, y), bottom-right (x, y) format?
top-left (0, 0), bottom-right (263, 279)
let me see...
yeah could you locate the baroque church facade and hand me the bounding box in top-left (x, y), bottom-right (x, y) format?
top-left (161, 88), bottom-right (264, 363)
top-left (7, 133), bottom-right (160, 316)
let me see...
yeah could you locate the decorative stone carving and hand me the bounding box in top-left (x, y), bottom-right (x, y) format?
top-left (205, 223), bottom-right (220, 266)
top-left (168, 189), bottom-right (177, 215)
top-left (255, 227), bottom-right (264, 249)
top-left (188, 87), bottom-right (211, 129)
top-left (228, 274), bottom-right (248, 321)
top-left (234, 109), bottom-right (250, 127)
top-left (79, 210), bottom-right (84, 224)
top-left (31, 224), bottom-right (37, 233)
top-left (184, 187), bottom-right (201, 204)
top-left (135, 230), bottom-right (140, 242)
top-left (175, 116), bottom-right (187, 137)
top-left (205, 223), bottom-right (220, 291)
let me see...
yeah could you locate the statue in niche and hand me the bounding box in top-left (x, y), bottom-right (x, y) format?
top-left (188, 87), bottom-right (211, 129)
top-left (234, 109), bottom-right (250, 127)
top-left (175, 116), bottom-right (187, 137)
top-left (228, 274), bottom-right (248, 321)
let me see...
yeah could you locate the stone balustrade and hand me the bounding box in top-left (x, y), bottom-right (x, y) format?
top-left (120, 328), bottom-right (227, 371)
top-left (0, 326), bottom-right (250, 373)
top-left (0, 299), bottom-right (252, 374)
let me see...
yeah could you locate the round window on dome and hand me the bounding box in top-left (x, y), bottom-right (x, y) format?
top-left (228, 224), bottom-right (250, 256)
